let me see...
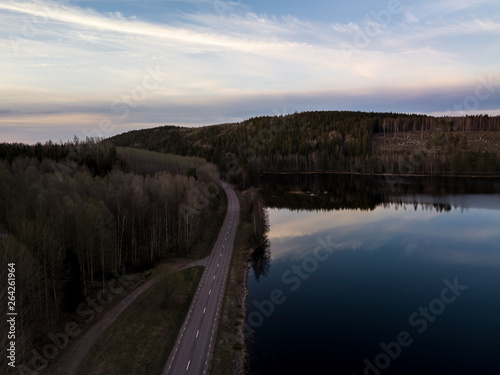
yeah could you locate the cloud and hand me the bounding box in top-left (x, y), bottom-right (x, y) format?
top-left (428, 0), bottom-right (498, 14)
top-left (2, 80), bottom-right (500, 144)
top-left (1, 1), bottom-right (495, 77)
top-left (406, 18), bottom-right (500, 41)
top-left (0, 0), bottom-right (499, 143)
top-left (0, 1), bottom-right (302, 53)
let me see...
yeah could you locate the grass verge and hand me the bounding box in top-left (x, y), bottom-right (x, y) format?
top-left (210, 189), bottom-right (252, 375)
top-left (78, 265), bottom-right (204, 375)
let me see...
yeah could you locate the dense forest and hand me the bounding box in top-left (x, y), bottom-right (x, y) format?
top-left (110, 111), bottom-right (500, 186)
top-left (0, 139), bottom-right (223, 366)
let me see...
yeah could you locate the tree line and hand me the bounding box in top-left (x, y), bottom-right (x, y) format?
top-left (110, 111), bottom-right (500, 183)
top-left (259, 173), bottom-right (500, 212)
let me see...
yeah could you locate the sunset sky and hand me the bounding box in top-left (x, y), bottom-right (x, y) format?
top-left (1, 0), bottom-right (500, 143)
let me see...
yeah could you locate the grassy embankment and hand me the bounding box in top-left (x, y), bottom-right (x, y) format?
top-left (78, 265), bottom-right (203, 375)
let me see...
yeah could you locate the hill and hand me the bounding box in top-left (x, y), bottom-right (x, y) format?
top-left (109, 111), bottom-right (500, 186)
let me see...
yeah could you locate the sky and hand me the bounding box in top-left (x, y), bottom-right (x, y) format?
top-left (1, 0), bottom-right (500, 143)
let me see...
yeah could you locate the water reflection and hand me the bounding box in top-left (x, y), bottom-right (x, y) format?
top-left (250, 238), bottom-right (271, 282)
top-left (265, 204), bottom-right (500, 266)
top-left (247, 175), bottom-right (500, 375)
top-left (261, 173), bottom-right (500, 212)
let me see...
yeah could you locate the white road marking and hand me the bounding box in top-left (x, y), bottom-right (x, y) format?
top-left (165, 190), bottom-right (238, 374)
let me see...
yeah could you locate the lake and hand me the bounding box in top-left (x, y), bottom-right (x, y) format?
top-left (246, 174), bottom-right (500, 375)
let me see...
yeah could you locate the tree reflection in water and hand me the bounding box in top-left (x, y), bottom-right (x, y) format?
top-left (250, 237), bottom-right (271, 282)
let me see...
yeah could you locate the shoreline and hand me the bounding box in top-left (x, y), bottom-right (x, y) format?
top-left (233, 256), bottom-right (250, 374)
top-left (260, 171), bottom-right (500, 178)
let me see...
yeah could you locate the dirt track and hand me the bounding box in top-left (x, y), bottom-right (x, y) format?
top-left (51, 257), bottom-right (209, 375)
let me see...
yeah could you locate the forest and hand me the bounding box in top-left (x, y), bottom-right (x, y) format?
top-left (2, 110), bottom-right (499, 370)
top-left (0, 139), bottom-right (223, 366)
top-left (110, 111), bottom-right (500, 186)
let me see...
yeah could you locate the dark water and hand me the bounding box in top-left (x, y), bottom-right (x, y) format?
top-left (246, 174), bottom-right (500, 375)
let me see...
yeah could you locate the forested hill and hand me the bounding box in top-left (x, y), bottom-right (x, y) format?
top-left (110, 111), bottom-right (500, 186)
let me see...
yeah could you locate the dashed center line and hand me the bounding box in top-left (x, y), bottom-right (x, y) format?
top-left (165, 187), bottom-right (238, 375)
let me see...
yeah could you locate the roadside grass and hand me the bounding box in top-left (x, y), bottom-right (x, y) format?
top-left (210, 189), bottom-right (252, 375)
top-left (78, 265), bottom-right (204, 375)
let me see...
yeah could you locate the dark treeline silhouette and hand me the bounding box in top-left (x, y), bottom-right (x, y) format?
top-left (110, 111), bottom-right (500, 185)
top-left (0, 141), bottom-right (223, 362)
top-left (0, 137), bottom-right (118, 177)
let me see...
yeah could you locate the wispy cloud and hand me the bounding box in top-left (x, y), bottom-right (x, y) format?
top-left (402, 18), bottom-right (500, 42)
top-left (0, 0), bottom-right (499, 142)
top-left (428, 0), bottom-right (498, 13)
top-left (0, 1), bottom-right (299, 53)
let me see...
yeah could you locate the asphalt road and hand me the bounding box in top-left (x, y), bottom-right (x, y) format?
top-left (162, 181), bottom-right (239, 375)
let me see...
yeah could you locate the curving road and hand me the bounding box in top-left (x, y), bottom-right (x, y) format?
top-left (162, 181), bottom-right (239, 375)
